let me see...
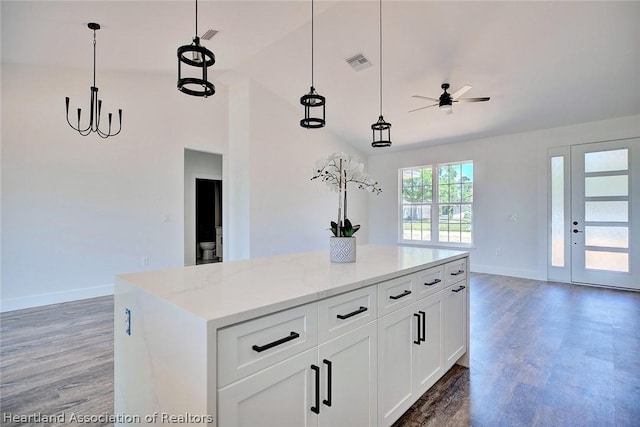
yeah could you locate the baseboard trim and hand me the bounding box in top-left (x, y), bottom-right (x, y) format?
top-left (0, 284), bottom-right (114, 312)
top-left (470, 263), bottom-right (543, 281)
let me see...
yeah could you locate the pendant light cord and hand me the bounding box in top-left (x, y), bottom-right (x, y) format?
top-left (379, 0), bottom-right (383, 116)
top-left (195, 0), bottom-right (198, 38)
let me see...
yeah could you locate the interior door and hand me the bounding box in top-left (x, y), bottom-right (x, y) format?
top-left (570, 139), bottom-right (639, 289)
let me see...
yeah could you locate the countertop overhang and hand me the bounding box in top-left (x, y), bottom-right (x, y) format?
top-left (116, 245), bottom-right (468, 326)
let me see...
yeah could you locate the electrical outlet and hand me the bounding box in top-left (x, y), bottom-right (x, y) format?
top-left (125, 308), bottom-right (131, 336)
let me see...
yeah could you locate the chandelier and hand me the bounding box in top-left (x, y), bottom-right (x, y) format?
top-left (65, 22), bottom-right (122, 138)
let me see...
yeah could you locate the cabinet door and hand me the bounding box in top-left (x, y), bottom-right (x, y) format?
top-left (217, 348), bottom-right (319, 427)
top-left (377, 304), bottom-right (416, 427)
top-left (443, 281), bottom-right (467, 370)
top-left (318, 322), bottom-right (377, 427)
top-left (413, 292), bottom-right (443, 396)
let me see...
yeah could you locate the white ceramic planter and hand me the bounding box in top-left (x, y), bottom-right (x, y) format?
top-left (330, 236), bottom-right (357, 263)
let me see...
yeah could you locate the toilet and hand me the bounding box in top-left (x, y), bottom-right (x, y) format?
top-left (200, 242), bottom-right (216, 260)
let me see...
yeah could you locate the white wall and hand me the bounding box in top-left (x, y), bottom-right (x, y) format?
top-left (1, 64), bottom-right (229, 311)
top-left (246, 80), bottom-right (371, 258)
top-left (184, 149), bottom-right (223, 265)
top-left (368, 114), bottom-right (640, 280)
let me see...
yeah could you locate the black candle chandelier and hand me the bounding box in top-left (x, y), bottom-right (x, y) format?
top-left (300, 0), bottom-right (325, 128)
top-left (177, 0), bottom-right (215, 97)
top-left (65, 23), bottom-right (122, 138)
top-left (371, 0), bottom-right (391, 148)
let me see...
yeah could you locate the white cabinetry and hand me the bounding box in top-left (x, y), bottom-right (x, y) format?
top-left (114, 246), bottom-right (469, 427)
top-left (218, 286), bottom-right (377, 427)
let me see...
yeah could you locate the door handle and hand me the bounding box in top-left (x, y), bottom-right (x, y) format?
top-left (322, 359), bottom-right (332, 407)
top-left (419, 311), bottom-right (426, 343)
top-left (336, 306), bottom-right (368, 320)
top-left (389, 290), bottom-right (412, 300)
top-left (413, 313), bottom-right (421, 345)
top-left (310, 364), bottom-right (320, 414)
top-left (572, 229), bottom-right (583, 233)
top-left (252, 332), bottom-right (300, 353)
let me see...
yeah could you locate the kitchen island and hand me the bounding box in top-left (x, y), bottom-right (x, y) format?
top-left (114, 245), bottom-right (469, 426)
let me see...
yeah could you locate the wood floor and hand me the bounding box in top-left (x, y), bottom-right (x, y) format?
top-left (2, 273), bottom-right (639, 426)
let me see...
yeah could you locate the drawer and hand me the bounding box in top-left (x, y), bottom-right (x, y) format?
top-left (415, 265), bottom-right (445, 299)
top-left (318, 285), bottom-right (377, 343)
top-left (444, 258), bottom-right (467, 286)
top-left (217, 303), bottom-right (318, 387)
top-left (377, 274), bottom-right (415, 316)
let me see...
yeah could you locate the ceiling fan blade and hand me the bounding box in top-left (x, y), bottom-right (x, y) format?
top-left (408, 103), bottom-right (438, 113)
top-left (456, 97), bottom-right (490, 103)
top-left (451, 85), bottom-right (472, 100)
top-left (412, 95), bottom-right (439, 102)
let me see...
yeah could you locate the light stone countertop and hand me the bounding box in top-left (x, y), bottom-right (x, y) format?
top-left (116, 244), bottom-right (468, 326)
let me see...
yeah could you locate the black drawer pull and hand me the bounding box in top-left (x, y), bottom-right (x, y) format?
top-left (337, 306), bottom-right (368, 320)
top-left (323, 359), bottom-right (332, 407)
top-left (450, 269), bottom-right (465, 276)
top-left (389, 290), bottom-right (412, 300)
top-left (252, 331), bottom-right (300, 353)
top-left (424, 278), bottom-right (441, 286)
top-left (311, 364), bottom-right (320, 414)
top-left (452, 285), bottom-right (466, 293)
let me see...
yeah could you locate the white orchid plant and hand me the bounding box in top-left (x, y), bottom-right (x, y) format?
top-left (311, 152), bottom-right (382, 237)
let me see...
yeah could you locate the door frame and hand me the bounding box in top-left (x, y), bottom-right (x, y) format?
top-left (547, 137), bottom-right (638, 289)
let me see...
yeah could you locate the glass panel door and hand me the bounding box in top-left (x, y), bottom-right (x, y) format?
top-left (570, 140), bottom-right (639, 289)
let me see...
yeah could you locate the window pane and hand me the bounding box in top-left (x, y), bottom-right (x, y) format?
top-left (462, 182), bottom-right (473, 202)
top-left (402, 170), bottom-right (414, 188)
top-left (585, 201), bottom-right (628, 222)
top-left (461, 163), bottom-right (473, 182)
top-left (421, 168), bottom-right (433, 188)
top-left (585, 175), bottom-right (628, 197)
top-left (585, 250), bottom-right (629, 272)
top-left (585, 226), bottom-right (628, 248)
top-left (551, 156), bottom-right (564, 267)
top-left (585, 149), bottom-right (628, 173)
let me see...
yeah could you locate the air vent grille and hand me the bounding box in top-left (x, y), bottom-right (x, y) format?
top-left (346, 53), bottom-right (372, 71)
top-left (201, 29), bottom-right (218, 40)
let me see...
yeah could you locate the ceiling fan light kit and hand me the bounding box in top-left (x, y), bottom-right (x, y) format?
top-left (300, 0), bottom-right (326, 129)
top-left (64, 22), bottom-right (122, 138)
top-left (177, 0), bottom-right (216, 98)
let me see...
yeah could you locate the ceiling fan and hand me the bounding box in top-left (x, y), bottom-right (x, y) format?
top-left (410, 83), bottom-right (490, 115)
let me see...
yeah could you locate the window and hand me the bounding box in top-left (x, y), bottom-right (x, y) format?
top-left (401, 161), bottom-right (473, 245)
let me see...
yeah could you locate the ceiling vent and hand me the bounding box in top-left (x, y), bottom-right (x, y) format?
top-left (346, 53), bottom-right (373, 71)
top-left (201, 29), bottom-right (218, 40)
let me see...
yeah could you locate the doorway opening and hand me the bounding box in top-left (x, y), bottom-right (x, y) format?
top-left (196, 179), bottom-right (222, 264)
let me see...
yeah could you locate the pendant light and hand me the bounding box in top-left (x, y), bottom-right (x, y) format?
top-left (300, 0), bottom-right (326, 128)
top-left (65, 23), bottom-right (122, 138)
top-left (371, 0), bottom-right (391, 148)
top-left (177, 0), bottom-right (215, 97)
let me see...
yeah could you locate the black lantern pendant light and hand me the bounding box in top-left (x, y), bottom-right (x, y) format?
top-left (300, 0), bottom-right (325, 128)
top-left (177, 0), bottom-right (215, 97)
top-left (371, 0), bottom-right (391, 148)
top-left (65, 23), bottom-right (122, 138)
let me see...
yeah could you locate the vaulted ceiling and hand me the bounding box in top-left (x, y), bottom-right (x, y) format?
top-left (3, 1), bottom-right (640, 154)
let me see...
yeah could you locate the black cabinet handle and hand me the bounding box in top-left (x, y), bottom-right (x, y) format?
top-left (322, 359), bottom-right (332, 407)
top-left (419, 311), bottom-right (426, 343)
top-left (413, 313), bottom-right (421, 345)
top-left (450, 270), bottom-right (465, 276)
top-left (311, 364), bottom-right (320, 414)
top-left (452, 285), bottom-right (466, 293)
top-left (424, 278), bottom-right (441, 286)
top-left (252, 331), bottom-right (300, 353)
top-left (389, 290), bottom-right (412, 300)
top-left (337, 306), bottom-right (368, 320)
